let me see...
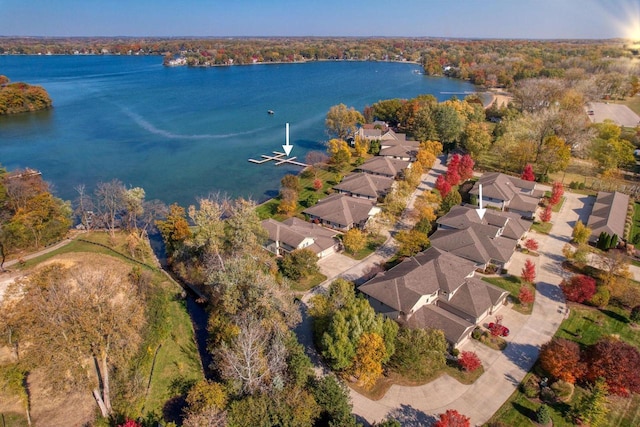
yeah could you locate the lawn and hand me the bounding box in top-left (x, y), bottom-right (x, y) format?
top-left (531, 221), bottom-right (553, 235)
top-left (482, 275), bottom-right (535, 315)
top-left (630, 202), bottom-right (640, 244)
top-left (555, 304), bottom-right (639, 348)
top-left (255, 161), bottom-right (360, 220)
top-left (289, 271), bottom-right (327, 293)
top-left (622, 95), bottom-right (640, 116)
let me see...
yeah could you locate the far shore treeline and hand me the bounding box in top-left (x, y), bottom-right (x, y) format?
top-left (1, 36), bottom-right (638, 89)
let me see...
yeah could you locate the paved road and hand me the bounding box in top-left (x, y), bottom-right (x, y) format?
top-left (346, 191), bottom-right (590, 425)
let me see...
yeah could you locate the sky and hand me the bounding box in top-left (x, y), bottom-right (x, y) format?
top-left (1, 0), bottom-right (639, 40)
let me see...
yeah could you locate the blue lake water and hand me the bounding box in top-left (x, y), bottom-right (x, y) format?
top-left (0, 56), bottom-right (478, 206)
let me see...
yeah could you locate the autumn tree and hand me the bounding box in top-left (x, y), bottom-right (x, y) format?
top-left (457, 154), bottom-right (475, 181)
top-left (582, 337), bottom-right (640, 396)
top-left (156, 203), bottom-right (192, 257)
top-left (571, 220), bottom-right (591, 245)
top-left (523, 238), bottom-right (539, 252)
top-left (313, 178), bottom-right (323, 191)
top-left (461, 121), bottom-right (491, 159)
top-left (350, 332), bottom-right (386, 390)
top-left (188, 197), bottom-right (225, 265)
top-left (540, 205), bottom-right (552, 223)
top-left (183, 380), bottom-right (228, 422)
top-left (325, 103), bottom-right (364, 140)
top-left (435, 409), bottom-right (470, 427)
top-left (327, 138), bottom-right (352, 171)
top-left (521, 164), bottom-right (536, 181)
top-left (560, 274), bottom-right (596, 304)
top-left (590, 120), bottom-right (636, 176)
top-left (536, 135), bottom-right (571, 177)
top-left (342, 228), bottom-right (367, 255)
top-left (278, 187), bottom-right (298, 216)
top-left (458, 351), bottom-right (481, 372)
top-left (521, 258), bottom-right (536, 283)
top-left (395, 229), bottom-right (430, 257)
top-left (539, 338), bottom-right (583, 383)
top-left (1, 261), bottom-right (145, 418)
top-left (519, 286), bottom-right (534, 306)
top-left (549, 181), bottom-right (564, 206)
top-left (435, 175), bottom-right (452, 198)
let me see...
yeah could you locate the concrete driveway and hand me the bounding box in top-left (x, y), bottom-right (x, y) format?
top-left (317, 252), bottom-right (360, 280)
top-left (349, 190), bottom-right (587, 425)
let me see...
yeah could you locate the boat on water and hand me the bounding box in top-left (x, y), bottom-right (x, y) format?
top-left (267, 110), bottom-right (275, 115)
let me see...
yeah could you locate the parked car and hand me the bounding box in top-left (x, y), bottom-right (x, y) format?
top-left (488, 322), bottom-right (510, 337)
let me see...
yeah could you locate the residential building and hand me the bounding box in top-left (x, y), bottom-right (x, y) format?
top-left (333, 172), bottom-right (394, 201)
top-left (436, 205), bottom-right (532, 243)
top-left (358, 247), bottom-right (508, 346)
top-left (586, 191), bottom-right (630, 243)
top-left (261, 217), bottom-right (340, 258)
top-left (302, 193), bottom-right (381, 231)
top-left (469, 172), bottom-right (544, 219)
top-left (356, 156), bottom-right (411, 179)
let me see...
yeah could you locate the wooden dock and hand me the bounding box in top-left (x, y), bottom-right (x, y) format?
top-left (248, 151), bottom-right (309, 167)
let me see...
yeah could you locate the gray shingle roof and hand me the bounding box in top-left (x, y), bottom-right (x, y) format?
top-left (443, 277), bottom-right (507, 318)
top-left (430, 225), bottom-right (516, 265)
top-left (469, 172), bottom-right (539, 212)
top-left (302, 194), bottom-right (376, 229)
top-left (587, 191), bottom-right (630, 240)
top-left (358, 248), bottom-right (476, 313)
top-left (356, 156), bottom-right (410, 178)
top-left (436, 205), bottom-right (531, 241)
top-left (405, 304), bottom-right (475, 345)
top-left (261, 217), bottom-right (339, 255)
top-left (333, 173), bottom-right (394, 199)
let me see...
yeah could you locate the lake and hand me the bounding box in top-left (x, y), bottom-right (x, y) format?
top-left (0, 56), bottom-right (478, 206)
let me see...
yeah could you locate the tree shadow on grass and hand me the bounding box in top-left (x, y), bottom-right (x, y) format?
top-left (162, 395), bottom-right (186, 426)
top-left (512, 401), bottom-right (535, 421)
top-left (599, 308), bottom-right (629, 324)
top-left (385, 404), bottom-right (437, 427)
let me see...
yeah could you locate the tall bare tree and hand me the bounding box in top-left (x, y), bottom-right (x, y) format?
top-left (95, 179), bottom-right (125, 237)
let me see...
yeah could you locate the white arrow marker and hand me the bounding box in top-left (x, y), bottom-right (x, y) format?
top-left (282, 122), bottom-right (293, 156)
top-left (477, 183), bottom-right (486, 220)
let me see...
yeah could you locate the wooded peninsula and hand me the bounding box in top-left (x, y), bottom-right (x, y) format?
top-left (0, 75), bottom-right (52, 115)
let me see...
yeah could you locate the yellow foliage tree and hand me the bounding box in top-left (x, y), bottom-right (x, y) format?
top-left (351, 332), bottom-right (386, 390)
top-left (343, 228), bottom-right (367, 255)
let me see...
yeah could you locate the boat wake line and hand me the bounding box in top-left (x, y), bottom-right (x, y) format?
top-left (119, 106), bottom-right (268, 140)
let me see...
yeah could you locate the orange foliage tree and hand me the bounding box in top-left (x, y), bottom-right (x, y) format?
top-left (539, 338), bottom-right (583, 383)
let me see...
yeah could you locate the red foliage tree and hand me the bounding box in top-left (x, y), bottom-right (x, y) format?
top-left (560, 274), bottom-right (596, 304)
top-left (313, 178), bottom-right (323, 191)
top-left (519, 286), bottom-right (534, 306)
top-left (540, 205), bottom-right (552, 223)
top-left (119, 420), bottom-right (142, 427)
top-left (435, 409), bottom-right (471, 427)
top-left (523, 238), bottom-right (539, 252)
top-left (521, 164), bottom-right (535, 181)
top-left (458, 351), bottom-right (482, 372)
top-left (457, 154), bottom-right (475, 181)
top-left (448, 153), bottom-right (461, 171)
top-left (582, 337), bottom-right (640, 396)
top-left (539, 338), bottom-right (583, 383)
top-left (549, 181), bottom-right (564, 206)
top-left (521, 258), bottom-right (536, 283)
top-left (445, 168), bottom-right (461, 186)
top-left (435, 174), bottom-right (451, 198)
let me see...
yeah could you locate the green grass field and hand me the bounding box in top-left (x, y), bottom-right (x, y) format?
top-left (482, 275), bottom-right (535, 315)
